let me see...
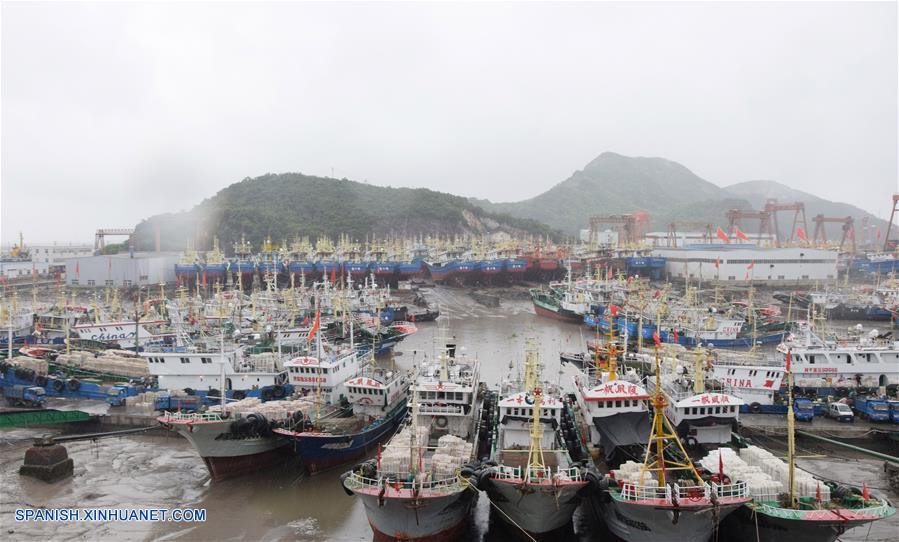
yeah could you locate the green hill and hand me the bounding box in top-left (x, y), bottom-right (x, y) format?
top-left (131, 173), bottom-right (560, 252)
top-left (472, 152), bottom-right (887, 241)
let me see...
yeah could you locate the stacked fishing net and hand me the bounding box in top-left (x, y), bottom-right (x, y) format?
top-left (429, 434), bottom-right (473, 478)
top-left (379, 425), bottom-right (431, 476)
top-left (739, 446), bottom-right (829, 502)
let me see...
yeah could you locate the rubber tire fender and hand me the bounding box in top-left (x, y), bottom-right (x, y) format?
top-left (67, 378), bottom-right (81, 391)
top-left (52, 379), bottom-right (65, 392)
top-left (339, 471), bottom-right (355, 496)
top-left (749, 402), bottom-right (762, 414)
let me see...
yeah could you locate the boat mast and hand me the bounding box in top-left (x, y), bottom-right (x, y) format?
top-left (786, 348), bottom-right (797, 508)
top-left (524, 341), bottom-right (545, 481)
top-left (640, 346), bottom-right (702, 486)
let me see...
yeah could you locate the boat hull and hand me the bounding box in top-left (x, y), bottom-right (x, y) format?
top-left (533, 301), bottom-right (583, 323)
top-left (162, 418), bottom-right (291, 481)
top-left (280, 404), bottom-right (408, 474)
top-left (595, 493), bottom-right (745, 542)
top-left (722, 502), bottom-right (896, 542)
top-left (485, 477), bottom-right (586, 536)
top-left (353, 485), bottom-right (475, 542)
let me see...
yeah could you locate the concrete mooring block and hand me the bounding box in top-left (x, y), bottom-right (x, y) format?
top-left (19, 437), bottom-right (74, 483)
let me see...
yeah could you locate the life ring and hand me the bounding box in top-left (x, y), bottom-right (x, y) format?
top-left (685, 436), bottom-right (699, 448)
top-left (434, 416), bottom-right (449, 429)
top-left (750, 402), bottom-right (762, 414)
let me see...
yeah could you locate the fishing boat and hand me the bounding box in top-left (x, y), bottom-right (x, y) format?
top-left (204, 237), bottom-right (228, 279)
top-left (275, 360), bottom-right (409, 474)
top-left (530, 275), bottom-right (589, 323)
top-left (158, 396), bottom-right (311, 481)
top-left (477, 340), bottom-right (591, 537)
top-left (591, 349), bottom-right (752, 541)
top-left (231, 234), bottom-right (257, 284)
top-left (175, 244), bottom-right (201, 284)
top-left (287, 237), bottom-right (317, 277)
top-left (341, 334), bottom-right (482, 541)
top-left (717, 349), bottom-right (896, 542)
top-left (565, 324), bottom-right (651, 466)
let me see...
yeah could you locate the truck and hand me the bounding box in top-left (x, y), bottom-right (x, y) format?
top-left (853, 396), bottom-right (891, 422)
top-left (153, 394), bottom-right (202, 412)
top-left (3, 385), bottom-right (46, 407)
top-left (792, 398), bottom-right (815, 421)
top-left (105, 386), bottom-right (129, 406)
top-left (889, 400), bottom-right (899, 424)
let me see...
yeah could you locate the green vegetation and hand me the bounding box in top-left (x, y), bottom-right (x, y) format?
top-left (132, 173), bottom-right (560, 251)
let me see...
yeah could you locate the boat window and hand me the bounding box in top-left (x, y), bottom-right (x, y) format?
top-left (808, 355), bottom-right (815, 364)
top-left (180, 357), bottom-right (189, 364)
top-left (699, 407), bottom-right (706, 415)
top-left (513, 408), bottom-right (519, 416)
top-left (615, 400), bottom-right (622, 408)
top-left (437, 392), bottom-right (445, 400)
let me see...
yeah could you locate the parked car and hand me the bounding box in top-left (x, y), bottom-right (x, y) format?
top-left (827, 402), bottom-right (854, 422)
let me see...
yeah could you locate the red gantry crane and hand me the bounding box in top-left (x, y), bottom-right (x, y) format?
top-left (763, 199), bottom-right (808, 247)
top-left (811, 215), bottom-right (856, 253)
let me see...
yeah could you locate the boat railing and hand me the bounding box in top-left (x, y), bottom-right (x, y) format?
top-left (418, 403), bottom-right (466, 415)
top-left (491, 465), bottom-right (584, 483)
top-left (343, 471), bottom-right (466, 492)
top-left (160, 411), bottom-right (222, 422)
top-left (710, 480), bottom-right (750, 500)
top-left (618, 482), bottom-right (671, 502)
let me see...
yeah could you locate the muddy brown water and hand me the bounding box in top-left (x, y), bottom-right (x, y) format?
top-left (1, 287), bottom-right (896, 541)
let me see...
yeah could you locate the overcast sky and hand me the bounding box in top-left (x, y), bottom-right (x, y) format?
top-left (2, 1), bottom-right (897, 245)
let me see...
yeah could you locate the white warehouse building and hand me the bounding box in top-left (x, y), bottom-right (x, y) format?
top-left (63, 252), bottom-right (180, 288)
top-left (651, 244), bottom-right (839, 285)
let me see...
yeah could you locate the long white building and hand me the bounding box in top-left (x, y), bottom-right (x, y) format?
top-left (64, 252), bottom-right (180, 287)
top-left (651, 244), bottom-right (839, 284)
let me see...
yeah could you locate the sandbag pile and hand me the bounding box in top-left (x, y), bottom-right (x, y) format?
top-left (8, 356), bottom-right (48, 374)
top-left (207, 396), bottom-right (317, 421)
top-left (430, 434), bottom-right (473, 478)
top-left (55, 350), bottom-right (149, 378)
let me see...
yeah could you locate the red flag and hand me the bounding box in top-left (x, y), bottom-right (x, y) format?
top-left (302, 315), bottom-right (310, 325)
top-left (1, 274), bottom-right (6, 288)
top-left (876, 228), bottom-right (882, 241)
top-left (716, 227), bottom-right (731, 244)
top-left (734, 226), bottom-right (749, 242)
top-left (797, 227), bottom-right (808, 242)
top-left (606, 267), bottom-right (613, 279)
top-left (746, 261), bottom-right (754, 270)
top-left (652, 330), bottom-right (661, 348)
top-left (714, 256), bottom-right (720, 269)
top-left (75, 259), bottom-right (80, 278)
top-left (785, 349), bottom-right (791, 372)
top-left (306, 310), bottom-right (321, 342)
top-left (330, 265), bottom-right (336, 284)
top-left (626, 276), bottom-right (633, 284)
top-left (202, 271), bottom-right (207, 288)
top-left (609, 304), bottom-right (620, 317)
top-left (56, 271), bottom-right (61, 286)
top-left (673, 329), bottom-right (679, 343)
top-left (816, 482), bottom-right (822, 502)
top-left (863, 481), bottom-right (870, 500)
top-left (719, 453), bottom-right (724, 482)
top-left (653, 289), bottom-right (661, 298)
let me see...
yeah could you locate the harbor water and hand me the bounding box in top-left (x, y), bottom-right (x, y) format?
top-left (1, 287), bottom-right (896, 541)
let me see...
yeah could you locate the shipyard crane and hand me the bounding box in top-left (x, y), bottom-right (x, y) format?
top-left (811, 215), bottom-right (856, 253)
top-left (666, 221), bottom-right (713, 248)
top-left (94, 228), bottom-right (135, 252)
top-left (884, 193), bottom-right (899, 251)
top-left (725, 209), bottom-right (774, 240)
top-left (588, 212), bottom-right (650, 246)
top-left (763, 199), bottom-right (808, 247)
